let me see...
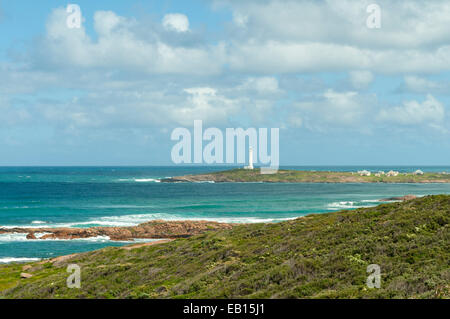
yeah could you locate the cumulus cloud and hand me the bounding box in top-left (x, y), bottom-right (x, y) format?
top-left (162, 13), bottom-right (190, 32)
top-left (175, 87), bottom-right (239, 126)
top-left (224, 0), bottom-right (450, 49)
top-left (34, 9), bottom-right (222, 75)
top-left (23, 2), bottom-right (450, 76)
top-left (94, 10), bottom-right (127, 36)
top-left (378, 95), bottom-right (445, 125)
top-left (25, 1), bottom-right (450, 78)
top-left (222, 0), bottom-right (450, 74)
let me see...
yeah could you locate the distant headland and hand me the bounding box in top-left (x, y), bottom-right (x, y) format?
top-left (161, 168), bottom-right (450, 183)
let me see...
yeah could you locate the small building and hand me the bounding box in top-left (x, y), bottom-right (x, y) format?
top-left (358, 170), bottom-right (371, 176)
top-left (414, 169), bottom-right (424, 175)
top-left (378, 171), bottom-right (385, 175)
top-left (386, 170), bottom-right (399, 177)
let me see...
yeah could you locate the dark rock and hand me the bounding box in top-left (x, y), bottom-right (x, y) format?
top-left (26, 232), bottom-right (37, 240)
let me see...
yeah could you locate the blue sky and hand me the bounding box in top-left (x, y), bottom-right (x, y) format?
top-left (0, 0), bottom-right (449, 166)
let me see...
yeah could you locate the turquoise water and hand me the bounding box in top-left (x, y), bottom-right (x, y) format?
top-left (1, 166), bottom-right (450, 262)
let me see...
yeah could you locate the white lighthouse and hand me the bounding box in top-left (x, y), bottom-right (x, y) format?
top-left (245, 147), bottom-right (254, 170)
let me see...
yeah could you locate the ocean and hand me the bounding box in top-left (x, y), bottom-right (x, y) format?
top-left (1, 166), bottom-right (450, 263)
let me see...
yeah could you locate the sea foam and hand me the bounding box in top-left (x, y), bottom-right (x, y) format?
top-left (0, 257), bottom-right (41, 264)
top-left (1, 213), bottom-right (301, 230)
top-left (117, 178), bottom-right (161, 183)
top-left (0, 232), bottom-right (163, 244)
top-left (326, 200), bottom-right (377, 210)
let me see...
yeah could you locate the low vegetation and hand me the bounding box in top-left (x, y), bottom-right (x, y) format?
top-left (162, 168), bottom-right (450, 183)
top-left (1, 195), bottom-right (449, 299)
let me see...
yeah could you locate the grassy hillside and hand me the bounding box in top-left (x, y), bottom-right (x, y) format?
top-left (1, 195), bottom-right (449, 299)
top-left (163, 168), bottom-right (450, 183)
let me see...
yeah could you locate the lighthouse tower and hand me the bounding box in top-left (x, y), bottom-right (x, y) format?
top-left (245, 147), bottom-right (254, 170)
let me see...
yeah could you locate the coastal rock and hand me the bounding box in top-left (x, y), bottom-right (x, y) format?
top-left (0, 220), bottom-right (236, 241)
top-left (26, 232), bottom-right (37, 240)
top-left (20, 273), bottom-right (33, 279)
top-left (379, 195), bottom-right (417, 202)
top-left (22, 265), bottom-right (32, 271)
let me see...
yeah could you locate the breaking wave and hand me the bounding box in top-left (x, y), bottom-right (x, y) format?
top-left (31, 220), bottom-right (47, 225)
top-left (80, 214), bottom-right (298, 226)
top-left (117, 178), bottom-right (161, 183)
top-left (326, 200), bottom-right (378, 210)
top-left (0, 213), bottom-right (300, 230)
top-left (0, 233), bottom-right (111, 242)
top-left (0, 257), bottom-right (41, 263)
top-left (0, 232), bottom-right (161, 244)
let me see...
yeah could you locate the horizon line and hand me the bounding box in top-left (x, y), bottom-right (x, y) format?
top-left (0, 165), bottom-right (449, 168)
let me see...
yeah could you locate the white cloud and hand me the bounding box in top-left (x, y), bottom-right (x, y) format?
top-left (239, 77), bottom-right (280, 94)
top-left (404, 76), bottom-right (440, 91)
top-left (221, 0), bottom-right (450, 74)
top-left (349, 71), bottom-right (373, 89)
top-left (224, 0), bottom-right (450, 49)
top-left (228, 42), bottom-right (370, 73)
top-left (162, 13), bottom-right (190, 32)
top-left (175, 87), bottom-right (240, 126)
top-left (227, 40), bottom-right (450, 74)
top-left (94, 11), bottom-right (127, 36)
top-left (39, 84), bottom-right (246, 129)
top-left (36, 9), bottom-right (221, 75)
top-left (295, 89), bottom-right (374, 130)
top-left (402, 76), bottom-right (450, 94)
top-left (378, 94), bottom-right (445, 125)
top-left (232, 12), bottom-right (248, 27)
top-left (25, 3), bottom-right (450, 77)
